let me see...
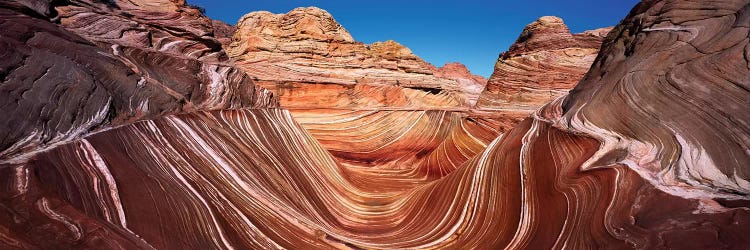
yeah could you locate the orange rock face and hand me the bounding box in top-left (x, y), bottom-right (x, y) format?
top-left (434, 62), bottom-right (488, 105)
top-left (225, 7), bottom-right (493, 172)
top-left (475, 16), bottom-right (612, 112)
top-left (463, 16), bottom-right (612, 165)
top-left (227, 7), bottom-right (485, 109)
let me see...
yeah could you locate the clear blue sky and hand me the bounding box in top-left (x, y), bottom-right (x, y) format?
top-left (188, 0), bottom-right (639, 77)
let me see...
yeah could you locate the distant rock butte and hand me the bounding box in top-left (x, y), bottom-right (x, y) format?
top-left (227, 7), bottom-right (486, 108)
top-left (434, 62), bottom-right (488, 105)
top-left (474, 16), bottom-right (612, 113)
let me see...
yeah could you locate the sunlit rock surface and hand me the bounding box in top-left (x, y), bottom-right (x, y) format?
top-left (434, 62), bottom-right (488, 106)
top-left (1, 0), bottom-right (750, 249)
top-left (290, 109), bottom-right (502, 181)
top-left (227, 7), bottom-right (486, 109)
top-left (475, 16), bottom-right (611, 113)
top-left (465, 16), bottom-right (612, 165)
top-left (224, 7), bottom-right (495, 171)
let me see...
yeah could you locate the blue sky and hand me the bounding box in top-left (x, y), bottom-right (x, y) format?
top-left (188, 0), bottom-right (639, 77)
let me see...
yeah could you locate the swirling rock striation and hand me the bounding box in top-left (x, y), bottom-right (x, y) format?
top-left (56, 0), bottom-right (228, 62)
top-left (465, 16), bottom-right (612, 169)
top-left (0, 0), bottom-right (275, 163)
top-left (290, 109), bottom-right (501, 182)
top-left (224, 7), bottom-right (494, 173)
top-left (558, 0), bottom-right (750, 200)
top-left (9, 109), bottom-right (750, 249)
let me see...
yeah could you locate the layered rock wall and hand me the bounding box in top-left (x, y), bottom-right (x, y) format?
top-left (227, 7), bottom-right (486, 109)
top-left (475, 16), bottom-right (611, 112)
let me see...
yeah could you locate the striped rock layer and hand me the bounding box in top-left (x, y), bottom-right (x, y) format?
top-left (475, 16), bottom-right (612, 113)
top-left (0, 0), bottom-right (275, 163)
top-left (223, 7), bottom-right (500, 171)
top-left (278, 16), bottom-right (611, 171)
top-left (1, 0), bottom-right (750, 249)
top-left (226, 7), bottom-right (487, 109)
top-left (559, 0), bottom-right (750, 200)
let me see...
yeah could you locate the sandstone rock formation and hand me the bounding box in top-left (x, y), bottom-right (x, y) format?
top-left (434, 62), bottom-right (488, 105)
top-left (0, 0), bottom-right (275, 164)
top-left (2, 0), bottom-right (750, 249)
top-left (0, 0), bottom-right (272, 247)
top-left (461, 16), bottom-right (612, 170)
top-left (227, 7), bottom-right (486, 109)
top-left (558, 0), bottom-right (750, 200)
top-left (475, 16), bottom-right (612, 112)
top-left (224, 7), bottom-right (492, 173)
top-left (291, 109), bottom-right (501, 183)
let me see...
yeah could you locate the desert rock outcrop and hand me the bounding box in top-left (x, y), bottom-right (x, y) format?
top-left (227, 7), bottom-right (486, 108)
top-left (475, 16), bottom-right (611, 112)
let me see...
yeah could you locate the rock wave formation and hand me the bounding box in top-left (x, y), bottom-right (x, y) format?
top-left (224, 7), bottom-right (496, 173)
top-left (1, 0), bottom-right (750, 249)
top-left (558, 0), bottom-right (750, 200)
top-left (462, 17), bottom-right (613, 167)
top-left (0, 0), bottom-right (276, 164)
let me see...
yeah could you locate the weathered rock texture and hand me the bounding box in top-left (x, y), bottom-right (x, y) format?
top-left (290, 109), bottom-right (501, 182)
top-left (475, 16), bottom-right (611, 112)
top-left (2, 0), bottom-right (750, 249)
top-left (464, 17), bottom-right (612, 168)
top-left (227, 7), bottom-right (486, 109)
top-left (224, 7), bottom-right (493, 171)
top-left (0, 0), bottom-right (275, 163)
top-left (558, 0), bottom-right (750, 200)
top-left (212, 19), bottom-right (236, 48)
top-left (434, 62), bottom-right (488, 105)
